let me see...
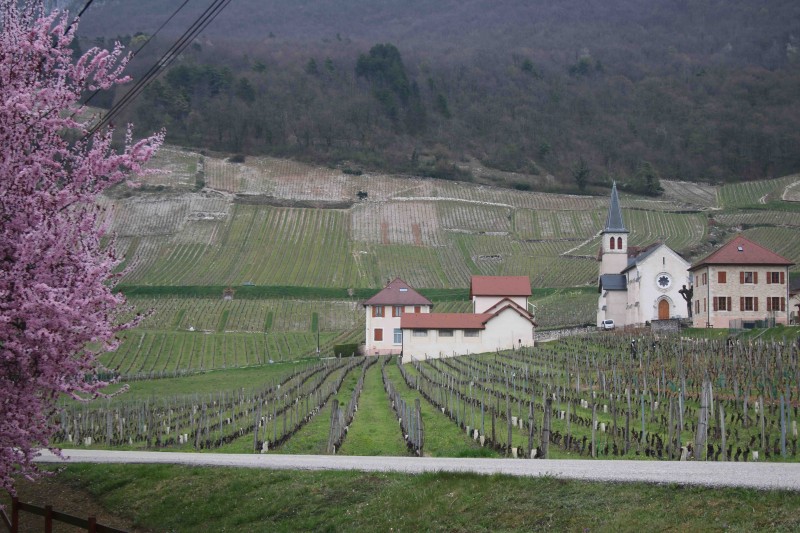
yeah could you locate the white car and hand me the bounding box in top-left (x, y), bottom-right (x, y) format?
top-left (600, 319), bottom-right (615, 330)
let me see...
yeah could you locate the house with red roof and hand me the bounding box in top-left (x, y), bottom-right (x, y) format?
top-left (689, 235), bottom-right (794, 328)
top-left (362, 276), bottom-right (536, 361)
top-left (470, 275), bottom-right (532, 312)
top-left (363, 278), bottom-right (433, 356)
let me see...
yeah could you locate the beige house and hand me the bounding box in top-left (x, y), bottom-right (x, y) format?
top-left (362, 278), bottom-right (432, 355)
top-left (399, 276), bottom-right (536, 363)
top-left (689, 235), bottom-right (793, 328)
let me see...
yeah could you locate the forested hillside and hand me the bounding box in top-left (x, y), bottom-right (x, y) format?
top-left (76, 0), bottom-right (800, 191)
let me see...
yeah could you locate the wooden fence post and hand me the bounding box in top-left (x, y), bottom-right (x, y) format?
top-left (12, 496), bottom-right (19, 533)
top-left (45, 505), bottom-right (53, 533)
top-left (542, 397), bottom-right (552, 459)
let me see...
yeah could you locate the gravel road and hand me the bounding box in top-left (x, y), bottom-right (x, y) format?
top-left (36, 450), bottom-right (800, 491)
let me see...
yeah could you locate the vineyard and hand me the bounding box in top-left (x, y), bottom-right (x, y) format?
top-left (63, 332), bottom-right (800, 464)
top-left (100, 148), bottom-right (800, 293)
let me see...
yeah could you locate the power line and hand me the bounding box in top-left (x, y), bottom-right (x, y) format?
top-left (81, 0), bottom-right (193, 109)
top-left (87, 0), bottom-right (235, 137)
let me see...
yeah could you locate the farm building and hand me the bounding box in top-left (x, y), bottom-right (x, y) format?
top-left (597, 183), bottom-right (692, 328)
top-left (362, 276), bottom-right (536, 361)
top-left (689, 234), bottom-right (793, 329)
top-left (398, 276), bottom-right (536, 363)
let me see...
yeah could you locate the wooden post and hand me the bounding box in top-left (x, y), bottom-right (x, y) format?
top-left (759, 395), bottom-right (766, 454)
top-left (416, 398), bottom-right (424, 455)
top-left (45, 505), bottom-right (53, 533)
top-left (505, 373), bottom-right (512, 456)
top-left (12, 496), bottom-right (19, 533)
top-left (592, 402), bottom-right (597, 458)
top-left (88, 516), bottom-right (97, 533)
top-left (541, 398), bottom-right (552, 459)
top-left (720, 402), bottom-right (726, 461)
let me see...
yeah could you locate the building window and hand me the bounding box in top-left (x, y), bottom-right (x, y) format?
top-left (464, 329), bottom-right (480, 338)
top-left (718, 271), bottom-right (727, 283)
top-left (740, 297), bottom-right (758, 312)
top-left (741, 271), bottom-right (757, 284)
top-left (374, 328), bottom-right (384, 341)
top-left (766, 297), bottom-right (786, 312)
top-left (414, 306), bottom-right (421, 314)
top-left (392, 305), bottom-right (403, 317)
top-left (372, 305), bottom-right (384, 317)
top-left (610, 237), bottom-right (616, 250)
top-left (695, 300), bottom-right (700, 314)
top-left (713, 297), bottom-right (731, 311)
top-left (412, 329), bottom-right (427, 337)
top-left (393, 328), bottom-right (402, 344)
top-left (767, 272), bottom-right (784, 284)
top-left (702, 272), bottom-right (707, 285)
top-left (439, 329), bottom-right (454, 337)
top-left (703, 298), bottom-right (706, 312)
top-left (617, 237), bottom-right (622, 249)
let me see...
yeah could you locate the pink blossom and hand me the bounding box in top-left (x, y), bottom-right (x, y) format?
top-left (0, 0), bottom-right (163, 494)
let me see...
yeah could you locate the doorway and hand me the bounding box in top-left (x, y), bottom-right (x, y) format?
top-left (658, 299), bottom-right (670, 320)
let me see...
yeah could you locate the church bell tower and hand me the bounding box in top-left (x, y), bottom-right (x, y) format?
top-left (600, 182), bottom-right (628, 276)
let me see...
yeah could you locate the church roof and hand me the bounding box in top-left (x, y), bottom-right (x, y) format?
top-left (362, 278), bottom-right (432, 306)
top-left (621, 243), bottom-right (687, 273)
top-left (599, 274), bottom-right (627, 292)
top-left (602, 181), bottom-right (628, 234)
top-left (689, 235), bottom-right (794, 271)
top-left (401, 313), bottom-right (492, 330)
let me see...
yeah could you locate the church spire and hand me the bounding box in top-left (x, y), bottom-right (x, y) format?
top-left (603, 181), bottom-right (628, 234)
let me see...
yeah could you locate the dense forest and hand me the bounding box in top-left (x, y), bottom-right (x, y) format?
top-left (75, 0), bottom-right (800, 192)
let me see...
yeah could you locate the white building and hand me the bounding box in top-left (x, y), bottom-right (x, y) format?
top-left (362, 278), bottom-right (432, 356)
top-left (597, 183), bottom-right (691, 327)
top-left (399, 276), bottom-right (536, 363)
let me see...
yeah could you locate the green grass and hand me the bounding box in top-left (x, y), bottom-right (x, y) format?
top-left (337, 363), bottom-right (410, 456)
top-left (384, 363), bottom-right (500, 458)
top-left (93, 363), bottom-right (303, 402)
top-left (28, 464), bottom-right (800, 532)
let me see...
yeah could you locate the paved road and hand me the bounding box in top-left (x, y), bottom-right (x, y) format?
top-left (36, 450), bottom-right (800, 491)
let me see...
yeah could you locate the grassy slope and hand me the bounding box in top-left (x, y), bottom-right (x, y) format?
top-left (34, 464), bottom-right (800, 532)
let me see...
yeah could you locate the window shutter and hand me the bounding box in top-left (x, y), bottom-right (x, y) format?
top-left (713, 297), bottom-right (718, 311)
top-left (781, 271), bottom-right (785, 284)
top-left (371, 306), bottom-right (376, 317)
top-left (767, 298), bottom-right (772, 311)
top-left (754, 297), bottom-right (759, 312)
top-left (754, 272), bottom-right (758, 284)
top-left (781, 297), bottom-right (786, 312)
top-left (374, 328), bottom-right (383, 341)
top-left (727, 297), bottom-right (732, 312)
top-left (740, 271), bottom-right (744, 284)
top-left (767, 272), bottom-right (772, 285)
top-left (740, 297), bottom-right (745, 311)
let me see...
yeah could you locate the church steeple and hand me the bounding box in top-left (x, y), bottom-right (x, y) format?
top-left (600, 181), bottom-right (629, 276)
top-left (603, 181), bottom-right (628, 234)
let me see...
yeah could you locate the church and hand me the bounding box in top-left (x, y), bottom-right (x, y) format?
top-left (596, 183), bottom-right (692, 328)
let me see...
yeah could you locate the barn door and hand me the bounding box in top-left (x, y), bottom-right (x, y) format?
top-left (658, 299), bottom-right (670, 320)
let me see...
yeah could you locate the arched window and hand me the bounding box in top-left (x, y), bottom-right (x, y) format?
top-left (617, 237), bottom-right (623, 249)
top-left (610, 237), bottom-right (615, 250)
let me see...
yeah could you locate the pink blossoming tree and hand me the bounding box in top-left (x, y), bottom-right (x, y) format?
top-left (0, 0), bottom-right (162, 493)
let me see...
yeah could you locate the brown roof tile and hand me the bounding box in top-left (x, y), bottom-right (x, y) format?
top-left (362, 278), bottom-right (432, 306)
top-left (689, 235), bottom-right (794, 271)
top-left (469, 276), bottom-right (531, 298)
top-left (401, 313), bottom-right (492, 329)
